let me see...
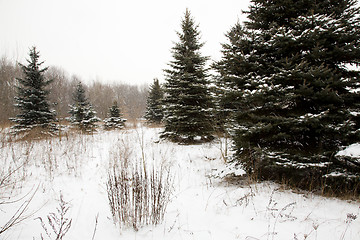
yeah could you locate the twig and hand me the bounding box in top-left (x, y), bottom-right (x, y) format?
top-left (271, 202), bottom-right (296, 240)
top-left (36, 192), bottom-right (72, 240)
top-left (91, 213), bottom-right (99, 240)
top-left (0, 184), bottom-right (39, 235)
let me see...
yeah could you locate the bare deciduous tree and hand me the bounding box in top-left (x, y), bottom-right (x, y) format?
top-left (0, 56), bottom-right (149, 126)
top-left (0, 56), bottom-right (21, 125)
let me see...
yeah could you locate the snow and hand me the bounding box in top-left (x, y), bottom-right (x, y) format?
top-left (1, 126), bottom-right (359, 240)
top-left (299, 111), bottom-right (328, 120)
top-left (350, 112), bottom-right (360, 116)
top-left (210, 161), bottom-right (247, 178)
top-left (337, 143), bottom-right (360, 158)
top-left (324, 171), bottom-right (358, 179)
top-left (275, 161), bottom-right (331, 169)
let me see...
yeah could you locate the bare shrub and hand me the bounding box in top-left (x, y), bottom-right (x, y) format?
top-left (36, 193), bottom-right (72, 240)
top-left (0, 138), bottom-right (37, 237)
top-left (107, 155), bottom-right (172, 231)
top-left (0, 186), bottom-right (38, 236)
top-left (340, 212), bottom-right (358, 240)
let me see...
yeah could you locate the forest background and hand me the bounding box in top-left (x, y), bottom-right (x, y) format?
top-left (0, 58), bottom-right (148, 125)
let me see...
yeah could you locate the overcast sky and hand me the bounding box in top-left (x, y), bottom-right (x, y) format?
top-left (0, 0), bottom-right (250, 85)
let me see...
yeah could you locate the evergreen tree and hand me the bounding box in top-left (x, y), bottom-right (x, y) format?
top-left (213, 22), bottom-right (250, 132)
top-left (104, 101), bottom-right (126, 130)
top-left (68, 81), bottom-right (100, 132)
top-left (11, 47), bottom-right (56, 133)
top-left (162, 9), bottom-right (214, 143)
top-left (216, 0), bottom-right (360, 192)
top-left (144, 78), bottom-right (164, 124)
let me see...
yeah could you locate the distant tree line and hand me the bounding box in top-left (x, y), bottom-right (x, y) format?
top-left (0, 55), bottom-right (148, 126)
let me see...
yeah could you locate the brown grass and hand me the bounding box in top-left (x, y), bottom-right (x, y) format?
top-left (106, 142), bottom-right (173, 231)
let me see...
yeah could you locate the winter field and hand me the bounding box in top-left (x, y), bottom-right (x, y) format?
top-left (1, 125), bottom-right (359, 240)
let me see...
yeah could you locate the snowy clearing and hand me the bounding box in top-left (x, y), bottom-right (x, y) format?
top-left (1, 126), bottom-right (359, 240)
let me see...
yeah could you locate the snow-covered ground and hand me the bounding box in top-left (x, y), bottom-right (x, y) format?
top-left (1, 126), bottom-right (359, 240)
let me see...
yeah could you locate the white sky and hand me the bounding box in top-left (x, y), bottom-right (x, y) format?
top-left (0, 0), bottom-right (250, 85)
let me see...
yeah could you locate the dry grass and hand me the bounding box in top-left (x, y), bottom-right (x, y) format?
top-left (0, 121), bottom-right (13, 130)
top-left (0, 146), bottom-right (38, 237)
top-left (106, 139), bottom-right (173, 231)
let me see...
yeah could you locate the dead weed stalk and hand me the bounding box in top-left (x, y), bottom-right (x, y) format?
top-left (35, 193), bottom-right (72, 240)
top-left (107, 155), bottom-right (173, 231)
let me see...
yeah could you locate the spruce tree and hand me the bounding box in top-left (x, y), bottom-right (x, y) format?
top-left (144, 78), bottom-right (164, 124)
top-left (213, 22), bottom-right (250, 132)
top-left (104, 101), bottom-right (126, 130)
top-left (162, 9), bottom-right (214, 143)
top-left (68, 81), bottom-right (100, 132)
top-left (217, 0), bottom-right (360, 192)
top-left (11, 47), bottom-right (56, 133)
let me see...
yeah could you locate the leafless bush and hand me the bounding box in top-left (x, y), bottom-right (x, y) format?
top-left (0, 138), bottom-right (37, 237)
top-left (0, 185), bottom-right (38, 237)
top-left (107, 157), bottom-right (172, 231)
top-left (236, 189), bottom-right (256, 208)
top-left (36, 193), bottom-right (72, 240)
top-left (340, 212), bottom-right (358, 240)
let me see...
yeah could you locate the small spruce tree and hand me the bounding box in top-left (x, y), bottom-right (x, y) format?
top-left (68, 81), bottom-right (100, 132)
top-left (11, 46), bottom-right (56, 134)
top-left (162, 9), bottom-right (214, 143)
top-left (144, 78), bottom-right (164, 124)
top-left (104, 101), bottom-right (126, 130)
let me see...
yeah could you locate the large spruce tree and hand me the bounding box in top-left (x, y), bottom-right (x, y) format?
top-left (213, 22), bottom-right (250, 132)
top-left (144, 78), bottom-right (164, 124)
top-left (11, 47), bottom-right (56, 133)
top-left (162, 9), bottom-right (214, 143)
top-left (68, 81), bottom-right (100, 132)
top-left (216, 0), bottom-right (360, 192)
